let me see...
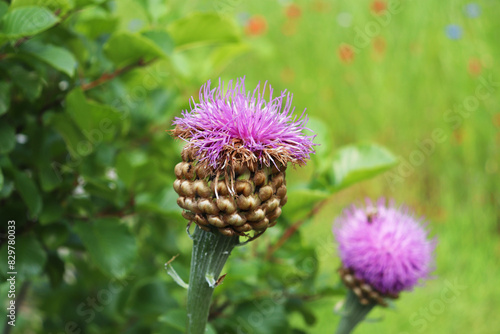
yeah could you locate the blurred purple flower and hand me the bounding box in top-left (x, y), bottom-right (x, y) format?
top-left (333, 199), bottom-right (436, 295)
top-left (446, 24), bottom-right (463, 40)
top-left (172, 77), bottom-right (315, 173)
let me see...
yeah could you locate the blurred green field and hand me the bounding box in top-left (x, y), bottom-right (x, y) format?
top-left (225, 0), bottom-right (500, 333)
top-left (1, 0), bottom-right (499, 333)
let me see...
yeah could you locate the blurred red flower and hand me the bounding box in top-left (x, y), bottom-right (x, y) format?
top-left (286, 4), bottom-right (302, 19)
top-left (468, 58), bottom-right (482, 76)
top-left (371, 1), bottom-right (387, 14)
top-left (245, 15), bottom-right (268, 36)
top-left (338, 44), bottom-right (355, 64)
top-left (373, 36), bottom-right (386, 55)
top-left (312, 0), bottom-right (331, 13)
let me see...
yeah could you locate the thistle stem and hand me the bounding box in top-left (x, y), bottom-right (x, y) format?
top-left (187, 226), bottom-right (239, 334)
top-left (335, 290), bottom-right (376, 334)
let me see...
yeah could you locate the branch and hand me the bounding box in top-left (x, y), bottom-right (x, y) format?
top-left (80, 58), bottom-right (156, 91)
top-left (266, 199), bottom-right (329, 260)
top-left (38, 58), bottom-right (157, 116)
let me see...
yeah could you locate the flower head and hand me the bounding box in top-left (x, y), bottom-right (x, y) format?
top-left (333, 199), bottom-right (436, 295)
top-left (172, 77), bottom-right (315, 176)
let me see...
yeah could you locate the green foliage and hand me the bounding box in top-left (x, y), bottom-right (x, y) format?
top-left (0, 1), bottom-right (398, 333)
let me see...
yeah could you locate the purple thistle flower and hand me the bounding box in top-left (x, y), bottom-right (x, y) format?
top-left (172, 77), bottom-right (315, 174)
top-left (333, 199), bottom-right (436, 295)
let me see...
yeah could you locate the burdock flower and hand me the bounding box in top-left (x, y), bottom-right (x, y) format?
top-left (333, 199), bottom-right (436, 334)
top-left (171, 77), bottom-right (315, 334)
top-left (172, 77), bottom-right (315, 237)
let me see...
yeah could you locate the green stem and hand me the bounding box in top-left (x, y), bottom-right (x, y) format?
top-left (335, 290), bottom-right (376, 334)
top-left (187, 226), bottom-right (239, 334)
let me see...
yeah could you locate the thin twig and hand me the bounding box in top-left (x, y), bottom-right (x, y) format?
top-left (80, 58), bottom-right (156, 91)
top-left (266, 199), bottom-right (329, 260)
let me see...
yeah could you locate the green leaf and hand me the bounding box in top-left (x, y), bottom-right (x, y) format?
top-left (135, 187), bottom-right (180, 215)
top-left (0, 179), bottom-right (14, 199)
top-left (286, 297), bottom-right (317, 326)
top-left (284, 188), bottom-right (330, 221)
top-left (73, 6), bottom-right (118, 39)
top-left (125, 279), bottom-right (177, 316)
top-left (168, 12), bottom-right (240, 49)
top-left (0, 6), bottom-right (59, 39)
top-left (48, 112), bottom-right (88, 158)
top-left (6, 65), bottom-right (43, 102)
top-left (142, 30), bottom-right (174, 56)
top-left (104, 31), bottom-right (167, 66)
top-left (45, 253), bottom-right (65, 288)
top-left (39, 159), bottom-right (62, 192)
top-left (210, 43), bottom-right (250, 72)
top-left (0, 122), bottom-right (16, 154)
top-left (65, 88), bottom-right (121, 146)
top-left (0, 81), bottom-right (11, 115)
top-left (40, 223), bottom-right (69, 250)
top-left (13, 170), bottom-right (43, 218)
top-left (308, 117), bottom-right (333, 172)
top-left (159, 309), bottom-right (187, 332)
top-left (10, 0), bottom-right (73, 13)
top-left (0, 232), bottom-right (47, 281)
top-left (330, 143), bottom-right (397, 190)
top-left (0, 2), bottom-right (8, 21)
top-left (21, 41), bottom-right (77, 77)
top-left (0, 168), bottom-right (3, 189)
top-left (233, 299), bottom-right (290, 334)
top-left (39, 197), bottom-right (64, 225)
top-left (74, 218), bottom-right (138, 278)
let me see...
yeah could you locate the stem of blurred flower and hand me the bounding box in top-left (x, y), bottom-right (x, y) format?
top-left (335, 290), bottom-right (376, 334)
top-left (186, 226), bottom-right (239, 334)
top-left (266, 199), bottom-right (328, 260)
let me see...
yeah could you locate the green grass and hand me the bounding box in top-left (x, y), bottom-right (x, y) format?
top-left (223, 0), bottom-right (500, 332)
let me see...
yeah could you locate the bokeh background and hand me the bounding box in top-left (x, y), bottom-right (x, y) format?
top-left (0, 0), bottom-right (499, 333)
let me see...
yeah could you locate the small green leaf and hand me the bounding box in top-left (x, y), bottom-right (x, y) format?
top-left (168, 12), bottom-right (240, 49)
top-left (0, 168), bottom-right (3, 189)
top-left (0, 233), bottom-right (47, 281)
top-left (21, 41), bottom-right (77, 77)
top-left (331, 143), bottom-right (397, 190)
top-left (233, 299), bottom-right (290, 334)
top-left (0, 2), bottom-right (8, 22)
top-left (10, 0), bottom-right (73, 13)
top-left (210, 43), bottom-right (249, 72)
top-left (40, 223), bottom-right (69, 250)
top-left (284, 188), bottom-right (330, 221)
top-left (39, 197), bottom-right (64, 225)
top-left (0, 6), bottom-right (59, 39)
top-left (13, 170), bottom-right (43, 218)
top-left (74, 218), bottom-right (138, 278)
top-left (0, 123), bottom-right (16, 154)
top-left (45, 253), bottom-right (65, 288)
top-left (0, 81), bottom-right (11, 115)
top-left (142, 30), bottom-right (174, 56)
top-left (125, 279), bottom-right (178, 316)
top-left (104, 31), bottom-right (167, 66)
top-left (159, 309), bottom-right (187, 332)
top-left (6, 65), bottom-right (43, 102)
top-left (39, 160), bottom-right (62, 192)
top-left (308, 117), bottom-right (333, 172)
top-left (66, 88), bottom-right (121, 142)
top-left (48, 112), bottom-right (88, 158)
